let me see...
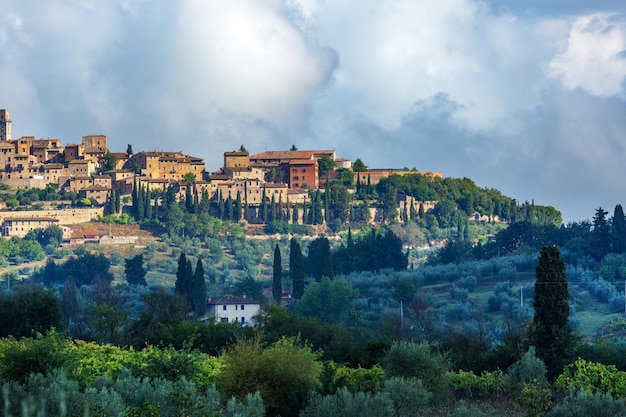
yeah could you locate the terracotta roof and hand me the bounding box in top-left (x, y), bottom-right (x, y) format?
top-left (249, 149), bottom-right (335, 161)
top-left (82, 185), bottom-right (110, 191)
top-left (207, 294), bottom-right (260, 305)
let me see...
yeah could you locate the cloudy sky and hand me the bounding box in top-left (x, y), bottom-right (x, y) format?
top-left (2, 0), bottom-right (626, 222)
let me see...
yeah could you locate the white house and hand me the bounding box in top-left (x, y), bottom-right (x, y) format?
top-left (206, 294), bottom-right (261, 326)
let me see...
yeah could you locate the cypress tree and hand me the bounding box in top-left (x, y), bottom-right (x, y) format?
top-left (292, 204), bottom-right (299, 224)
top-left (125, 254), bottom-right (147, 286)
top-left (272, 244), bottom-right (282, 303)
top-left (324, 182), bottom-right (330, 223)
top-left (410, 201), bottom-right (418, 222)
top-left (260, 187), bottom-right (268, 223)
top-left (175, 253), bottom-right (193, 307)
top-left (226, 194), bottom-right (233, 221)
top-left (234, 191), bottom-right (242, 222)
top-left (218, 190), bottom-right (225, 219)
top-left (145, 186), bottom-right (152, 220)
top-left (290, 238), bottom-right (305, 299)
top-left (108, 191), bottom-right (115, 216)
top-left (612, 204), bottom-right (626, 253)
top-left (270, 194), bottom-right (277, 222)
top-left (592, 207), bottom-right (611, 261)
top-left (137, 185), bottom-right (145, 221)
top-left (114, 189), bottom-right (120, 214)
top-left (185, 183), bottom-right (193, 213)
top-left (132, 176), bottom-right (138, 218)
top-left (528, 245), bottom-right (577, 380)
top-left (192, 259), bottom-right (206, 316)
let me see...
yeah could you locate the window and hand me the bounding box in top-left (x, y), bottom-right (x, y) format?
top-left (235, 305), bottom-right (238, 310)
top-left (293, 176), bottom-right (298, 180)
top-left (302, 169), bottom-right (306, 172)
top-left (241, 304), bottom-right (245, 310)
top-left (221, 317), bottom-right (228, 322)
top-left (241, 317), bottom-right (245, 323)
top-left (222, 305), bottom-right (227, 311)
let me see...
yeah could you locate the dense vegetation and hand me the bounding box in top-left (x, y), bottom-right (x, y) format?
top-left (4, 172), bottom-right (626, 415)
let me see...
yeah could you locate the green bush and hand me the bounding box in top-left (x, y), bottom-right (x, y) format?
top-left (506, 347), bottom-right (548, 396)
top-left (382, 341), bottom-right (453, 405)
top-left (300, 387), bottom-right (395, 417)
top-left (555, 358), bottom-right (626, 398)
top-left (548, 390), bottom-right (626, 417)
top-left (380, 376), bottom-right (432, 417)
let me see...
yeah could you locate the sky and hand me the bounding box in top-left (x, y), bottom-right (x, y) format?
top-left (1, 0), bottom-right (626, 223)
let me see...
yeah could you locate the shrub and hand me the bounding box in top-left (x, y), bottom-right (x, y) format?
top-left (382, 341), bottom-right (453, 405)
top-left (506, 347), bottom-right (548, 396)
top-left (300, 387), bottom-right (394, 417)
top-left (380, 376), bottom-right (431, 417)
top-left (548, 390), bottom-right (626, 417)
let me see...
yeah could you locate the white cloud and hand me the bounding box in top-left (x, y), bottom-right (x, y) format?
top-left (548, 13), bottom-right (626, 96)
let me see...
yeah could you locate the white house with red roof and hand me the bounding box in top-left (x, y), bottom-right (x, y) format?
top-left (206, 293), bottom-right (261, 326)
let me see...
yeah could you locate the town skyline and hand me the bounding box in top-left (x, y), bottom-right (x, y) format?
top-left (2, 1), bottom-right (626, 222)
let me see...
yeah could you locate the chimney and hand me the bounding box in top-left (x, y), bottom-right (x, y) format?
top-left (242, 293), bottom-right (247, 299)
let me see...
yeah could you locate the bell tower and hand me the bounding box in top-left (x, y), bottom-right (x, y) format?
top-left (0, 109), bottom-right (12, 141)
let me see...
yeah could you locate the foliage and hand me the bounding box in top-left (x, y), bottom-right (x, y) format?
top-left (548, 389), bottom-right (626, 417)
top-left (0, 330), bottom-right (68, 383)
top-left (506, 347), bottom-right (548, 397)
top-left (555, 359), bottom-right (626, 398)
top-left (528, 245), bottom-right (577, 380)
top-left (125, 253), bottom-right (147, 286)
top-left (300, 387), bottom-right (395, 417)
top-left (330, 363), bottom-right (386, 393)
top-left (380, 376), bottom-right (432, 417)
top-left (295, 276), bottom-right (358, 323)
top-left (0, 284), bottom-right (62, 338)
top-left (452, 369), bottom-right (507, 399)
top-left (218, 337), bottom-right (322, 417)
top-left (272, 244), bottom-right (282, 303)
top-left (381, 341), bottom-right (453, 405)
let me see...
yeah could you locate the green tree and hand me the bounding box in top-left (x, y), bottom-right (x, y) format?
top-left (218, 337), bottom-right (321, 417)
top-left (306, 236), bottom-right (334, 281)
top-left (295, 277), bottom-right (357, 323)
top-left (272, 244), bottom-right (282, 303)
top-left (98, 151), bottom-right (118, 173)
top-left (125, 253), bottom-right (147, 286)
top-left (126, 144), bottom-right (133, 155)
top-left (318, 155), bottom-right (337, 178)
top-left (528, 245), bottom-right (577, 380)
top-left (592, 207), bottom-right (611, 261)
top-left (612, 204), bottom-right (626, 254)
top-left (290, 238), bottom-right (305, 299)
top-left (192, 259), bottom-right (207, 317)
top-left (175, 253), bottom-right (193, 307)
top-left (353, 158), bottom-right (367, 172)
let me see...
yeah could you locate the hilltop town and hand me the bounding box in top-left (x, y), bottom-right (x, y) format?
top-left (0, 108), bottom-right (443, 239)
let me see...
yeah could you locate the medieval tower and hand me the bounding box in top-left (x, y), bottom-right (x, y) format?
top-left (0, 109), bottom-right (11, 141)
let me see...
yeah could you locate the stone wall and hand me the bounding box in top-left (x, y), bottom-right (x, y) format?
top-left (0, 207), bottom-right (104, 225)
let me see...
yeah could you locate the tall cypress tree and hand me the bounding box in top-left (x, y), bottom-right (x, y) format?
top-left (175, 253), bottom-right (193, 308)
top-left (225, 194), bottom-right (233, 221)
top-left (592, 207), bottom-right (611, 261)
top-left (528, 245), bottom-right (577, 380)
top-left (132, 176), bottom-right (138, 218)
top-left (272, 244), bottom-right (282, 303)
top-left (145, 186), bottom-right (152, 220)
top-left (612, 204), bottom-right (626, 253)
top-left (137, 185), bottom-right (145, 221)
top-left (260, 187), bottom-right (268, 223)
top-left (192, 259), bottom-right (206, 316)
top-left (290, 238), bottom-right (305, 299)
top-left (234, 191), bottom-right (242, 222)
top-left (270, 194), bottom-right (277, 222)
